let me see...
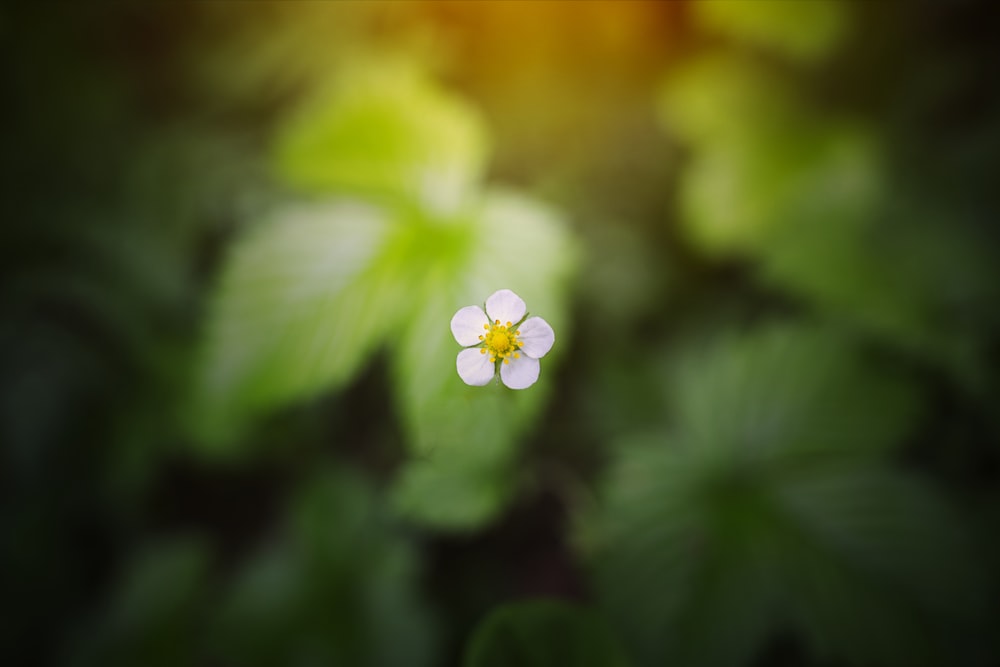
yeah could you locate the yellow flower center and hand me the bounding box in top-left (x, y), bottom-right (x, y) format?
top-left (487, 329), bottom-right (511, 353)
top-left (479, 319), bottom-right (523, 364)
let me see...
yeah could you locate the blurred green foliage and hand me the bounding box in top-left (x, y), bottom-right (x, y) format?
top-left (462, 599), bottom-right (630, 667)
top-left (193, 62), bottom-right (577, 528)
top-left (2, 2), bottom-right (999, 667)
top-left (210, 470), bottom-right (438, 667)
top-left (693, 0), bottom-right (848, 64)
top-left (273, 61), bottom-right (489, 212)
top-left (65, 470), bottom-right (438, 667)
top-left (65, 539), bottom-right (214, 667)
top-left (582, 326), bottom-right (986, 666)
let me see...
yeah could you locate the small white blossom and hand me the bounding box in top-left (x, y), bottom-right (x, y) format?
top-left (450, 289), bottom-right (555, 389)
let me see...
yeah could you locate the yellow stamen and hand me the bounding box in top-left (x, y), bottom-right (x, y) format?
top-left (481, 317), bottom-right (525, 365)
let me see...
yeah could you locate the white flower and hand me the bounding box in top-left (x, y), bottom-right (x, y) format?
top-left (450, 289), bottom-right (555, 389)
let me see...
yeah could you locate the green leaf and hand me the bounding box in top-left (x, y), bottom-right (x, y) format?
top-left (191, 200), bottom-right (409, 447)
top-left (582, 326), bottom-right (984, 667)
top-left (586, 435), bottom-right (986, 667)
top-left (463, 599), bottom-right (631, 667)
top-left (389, 190), bottom-right (578, 529)
top-left (273, 60), bottom-right (489, 215)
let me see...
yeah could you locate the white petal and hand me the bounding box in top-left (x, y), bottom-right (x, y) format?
top-left (500, 354), bottom-right (540, 390)
top-left (457, 348), bottom-right (495, 386)
top-left (450, 306), bottom-right (489, 346)
top-left (485, 289), bottom-right (526, 326)
top-left (517, 317), bottom-right (555, 358)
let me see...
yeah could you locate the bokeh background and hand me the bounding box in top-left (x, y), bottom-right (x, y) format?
top-left (2, 2), bottom-right (999, 666)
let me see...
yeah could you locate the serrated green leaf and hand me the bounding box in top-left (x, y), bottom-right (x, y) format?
top-left (273, 60), bottom-right (489, 215)
top-left (191, 200), bottom-right (409, 447)
top-left (587, 436), bottom-right (984, 667)
top-left (583, 327), bottom-right (983, 667)
top-left (463, 599), bottom-right (631, 667)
